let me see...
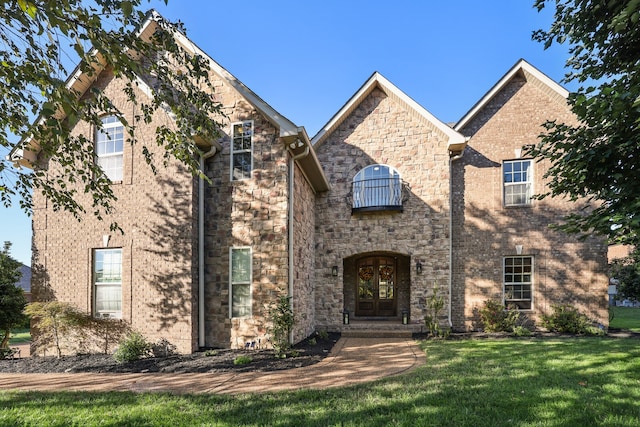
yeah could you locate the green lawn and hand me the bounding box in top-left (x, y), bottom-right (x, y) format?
top-left (7, 328), bottom-right (30, 346)
top-left (610, 306), bottom-right (640, 332)
top-left (2, 337), bottom-right (639, 426)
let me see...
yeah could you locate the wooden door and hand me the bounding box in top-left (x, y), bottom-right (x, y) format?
top-left (356, 256), bottom-right (397, 317)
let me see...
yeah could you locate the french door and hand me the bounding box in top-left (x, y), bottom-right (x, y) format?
top-left (356, 256), bottom-right (397, 317)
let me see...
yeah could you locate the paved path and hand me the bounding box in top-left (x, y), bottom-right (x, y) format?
top-left (0, 338), bottom-right (425, 395)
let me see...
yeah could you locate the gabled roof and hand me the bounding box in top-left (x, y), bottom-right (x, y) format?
top-left (311, 72), bottom-right (467, 154)
top-left (8, 10), bottom-right (329, 192)
top-left (454, 59), bottom-right (569, 132)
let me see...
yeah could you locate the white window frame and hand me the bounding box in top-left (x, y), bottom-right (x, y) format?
top-left (503, 159), bottom-right (532, 207)
top-left (230, 120), bottom-right (254, 181)
top-left (503, 255), bottom-right (533, 311)
top-left (352, 164), bottom-right (402, 210)
top-left (93, 248), bottom-right (123, 319)
top-left (95, 115), bottom-right (124, 182)
top-left (230, 247), bottom-right (252, 318)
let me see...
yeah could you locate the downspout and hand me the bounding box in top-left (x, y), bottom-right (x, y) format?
top-left (199, 144), bottom-right (219, 348)
top-left (448, 147), bottom-right (466, 328)
top-left (287, 140), bottom-right (310, 344)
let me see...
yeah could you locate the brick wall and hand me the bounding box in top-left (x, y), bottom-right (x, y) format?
top-left (453, 73), bottom-right (609, 331)
top-left (314, 87), bottom-right (452, 328)
top-left (31, 68), bottom-right (199, 354)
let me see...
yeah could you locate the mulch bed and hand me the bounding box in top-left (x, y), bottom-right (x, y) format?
top-left (0, 333), bottom-right (341, 374)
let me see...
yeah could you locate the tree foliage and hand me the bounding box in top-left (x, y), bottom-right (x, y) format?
top-left (0, 241), bottom-right (27, 349)
top-left (0, 0), bottom-right (223, 225)
top-left (24, 301), bottom-right (86, 357)
top-left (526, 0), bottom-right (640, 244)
top-left (610, 249), bottom-right (640, 302)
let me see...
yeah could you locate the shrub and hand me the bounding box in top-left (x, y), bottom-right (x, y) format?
top-left (478, 300), bottom-right (520, 333)
top-left (267, 295), bottom-right (294, 358)
top-left (152, 338), bottom-right (177, 358)
top-left (424, 283), bottom-right (450, 338)
top-left (89, 317), bottom-right (130, 355)
top-left (317, 330), bottom-right (329, 340)
top-left (512, 325), bottom-right (532, 337)
top-left (541, 304), bottom-right (602, 335)
top-left (233, 355), bottom-right (252, 365)
top-left (113, 332), bottom-right (151, 363)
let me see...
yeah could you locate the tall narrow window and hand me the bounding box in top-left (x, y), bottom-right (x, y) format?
top-left (504, 256), bottom-right (533, 310)
top-left (352, 164), bottom-right (403, 212)
top-left (503, 159), bottom-right (532, 206)
top-left (230, 247), bottom-right (252, 318)
top-left (93, 248), bottom-right (122, 318)
top-left (95, 116), bottom-right (124, 182)
top-left (231, 121), bottom-right (253, 180)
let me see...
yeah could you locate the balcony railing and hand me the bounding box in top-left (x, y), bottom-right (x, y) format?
top-left (351, 177), bottom-right (407, 213)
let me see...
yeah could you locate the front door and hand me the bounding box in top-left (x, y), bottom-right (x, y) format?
top-left (356, 256), bottom-right (397, 317)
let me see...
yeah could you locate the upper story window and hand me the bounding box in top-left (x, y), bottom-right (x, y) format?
top-left (231, 121), bottom-right (253, 181)
top-left (352, 164), bottom-right (403, 213)
top-left (503, 159), bottom-right (532, 206)
top-left (95, 116), bottom-right (124, 182)
top-left (93, 248), bottom-right (122, 319)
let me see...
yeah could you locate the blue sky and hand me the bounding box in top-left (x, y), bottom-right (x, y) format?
top-left (0, 1), bottom-right (571, 266)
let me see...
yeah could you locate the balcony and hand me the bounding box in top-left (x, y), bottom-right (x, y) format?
top-left (351, 177), bottom-right (409, 213)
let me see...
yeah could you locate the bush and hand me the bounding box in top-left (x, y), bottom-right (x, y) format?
top-left (113, 332), bottom-right (151, 363)
top-left (152, 338), bottom-right (177, 358)
top-left (267, 295), bottom-right (294, 358)
top-left (541, 304), bottom-right (602, 335)
top-left (478, 300), bottom-right (521, 333)
top-left (233, 355), bottom-right (252, 365)
top-left (424, 284), bottom-right (449, 338)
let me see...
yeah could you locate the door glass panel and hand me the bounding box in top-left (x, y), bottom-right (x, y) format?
top-left (378, 264), bottom-right (394, 300)
top-left (358, 266), bottom-right (375, 299)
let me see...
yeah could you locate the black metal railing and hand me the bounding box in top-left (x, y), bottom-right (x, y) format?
top-left (352, 177), bottom-right (405, 212)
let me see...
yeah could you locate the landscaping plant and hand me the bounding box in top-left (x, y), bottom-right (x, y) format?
top-left (478, 299), bottom-right (521, 333)
top-left (113, 331), bottom-right (152, 363)
top-left (267, 295), bottom-right (294, 358)
top-left (24, 301), bottom-right (88, 358)
top-left (541, 303), bottom-right (603, 335)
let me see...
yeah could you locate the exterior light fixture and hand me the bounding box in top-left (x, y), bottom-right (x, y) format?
top-left (343, 310), bottom-right (350, 325)
top-left (402, 309), bottom-right (409, 325)
top-left (416, 261), bottom-right (423, 275)
top-left (332, 265), bottom-right (338, 276)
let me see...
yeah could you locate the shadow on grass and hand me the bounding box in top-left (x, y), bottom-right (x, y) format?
top-left (1, 337), bottom-right (639, 426)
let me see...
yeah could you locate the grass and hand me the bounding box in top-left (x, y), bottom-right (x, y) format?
top-left (2, 337), bottom-right (640, 426)
top-left (7, 328), bottom-right (30, 346)
top-left (610, 306), bottom-right (640, 332)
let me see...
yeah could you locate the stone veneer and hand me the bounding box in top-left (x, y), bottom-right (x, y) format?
top-left (452, 73), bottom-right (609, 330)
top-left (314, 87), bottom-right (452, 329)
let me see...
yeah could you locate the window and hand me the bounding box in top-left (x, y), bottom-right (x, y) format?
top-left (230, 247), bottom-right (252, 318)
top-left (231, 121), bottom-right (253, 180)
top-left (93, 248), bottom-right (122, 318)
top-left (503, 159), bottom-right (532, 206)
top-left (504, 256), bottom-right (533, 310)
top-left (352, 164), bottom-right (403, 212)
top-left (95, 116), bottom-right (124, 182)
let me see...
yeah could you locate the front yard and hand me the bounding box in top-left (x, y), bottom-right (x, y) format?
top-left (1, 336), bottom-right (639, 426)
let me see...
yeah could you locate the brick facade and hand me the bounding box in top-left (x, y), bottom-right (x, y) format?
top-left (452, 72), bottom-right (609, 330)
top-left (26, 20), bottom-right (608, 353)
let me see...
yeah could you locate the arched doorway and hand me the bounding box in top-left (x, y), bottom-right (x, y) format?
top-left (356, 256), bottom-right (397, 317)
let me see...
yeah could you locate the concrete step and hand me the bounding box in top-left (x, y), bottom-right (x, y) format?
top-left (341, 329), bottom-right (414, 338)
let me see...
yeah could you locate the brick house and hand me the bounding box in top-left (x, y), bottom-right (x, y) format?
top-left (9, 12), bottom-right (608, 353)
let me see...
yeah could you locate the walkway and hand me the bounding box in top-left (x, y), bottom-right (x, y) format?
top-left (0, 337), bottom-right (426, 395)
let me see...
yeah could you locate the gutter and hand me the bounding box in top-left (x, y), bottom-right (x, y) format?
top-left (198, 142), bottom-right (221, 348)
top-left (286, 138), bottom-right (310, 344)
top-left (448, 146), bottom-right (466, 328)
